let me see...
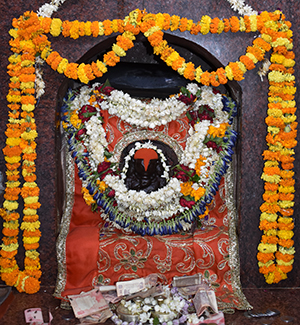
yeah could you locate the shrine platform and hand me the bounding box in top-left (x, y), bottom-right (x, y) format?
top-left (1, 286), bottom-right (299, 324)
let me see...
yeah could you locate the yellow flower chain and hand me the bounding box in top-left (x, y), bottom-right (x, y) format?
top-left (257, 13), bottom-right (297, 283)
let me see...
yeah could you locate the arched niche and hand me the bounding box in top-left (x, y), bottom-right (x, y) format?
top-left (55, 33), bottom-right (242, 233)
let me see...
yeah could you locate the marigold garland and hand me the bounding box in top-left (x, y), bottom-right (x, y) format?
top-left (2, 7), bottom-right (297, 293)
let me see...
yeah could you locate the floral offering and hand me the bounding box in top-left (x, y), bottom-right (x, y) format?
top-left (61, 82), bottom-right (238, 235)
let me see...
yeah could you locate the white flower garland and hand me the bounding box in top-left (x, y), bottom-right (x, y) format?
top-left (104, 174), bottom-right (184, 221)
top-left (100, 90), bottom-right (189, 128)
top-left (85, 116), bottom-right (108, 169)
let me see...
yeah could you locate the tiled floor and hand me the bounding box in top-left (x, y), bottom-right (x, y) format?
top-left (0, 286), bottom-right (299, 324)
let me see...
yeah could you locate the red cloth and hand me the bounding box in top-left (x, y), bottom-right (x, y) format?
top-left (59, 112), bottom-right (244, 309)
top-left (61, 172), bottom-right (235, 308)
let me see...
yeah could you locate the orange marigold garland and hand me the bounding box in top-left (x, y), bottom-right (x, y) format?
top-left (1, 11), bottom-right (42, 294)
top-left (258, 13), bottom-right (297, 284)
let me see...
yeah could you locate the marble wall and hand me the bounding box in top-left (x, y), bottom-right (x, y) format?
top-left (0, 0), bottom-right (299, 289)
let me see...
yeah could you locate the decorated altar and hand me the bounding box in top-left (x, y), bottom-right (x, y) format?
top-left (0, 1), bottom-right (298, 323)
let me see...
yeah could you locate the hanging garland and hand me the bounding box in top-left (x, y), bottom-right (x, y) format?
top-left (1, 6), bottom-right (296, 294)
top-left (61, 82), bottom-right (237, 235)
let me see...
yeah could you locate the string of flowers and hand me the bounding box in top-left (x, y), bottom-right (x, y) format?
top-left (7, 10), bottom-right (286, 87)
top-left (257, 15), bottom-right (297, 284)
top-left (1, 7), bottom-right (296, 292)
top-left (1, 14), bottom-right (43, 292)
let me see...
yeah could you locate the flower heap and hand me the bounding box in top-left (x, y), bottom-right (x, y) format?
top-left (0, 13), bottom-right (45, 293)
top-left (61, 82), bottom-right (237, 235)
top-left (2, 7), bottom-right (296, 292)
top-left (111, 286), bottom-right (203, 325)
top-left (257, 16), bottom-right (297, 284)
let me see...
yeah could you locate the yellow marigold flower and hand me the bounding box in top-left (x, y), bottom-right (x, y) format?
top-left (271, 38), bottom-right (293, 50)
top-left (25, 250), bottom-right (40, 260)
top-left (0, 242), bottom-right (19, 252)
top-left (23, 208), bottom-right (37, 215)
top-left (278, 186), bottom-right (295, 194)
top-left (258, 260), bottom-right (274, 268)
top-left (22, 104), bottom-right (35, 112)
top-left (112, 44), bottom-right (126, 57)
top-left (258, 243), bottom-right (277, 253)
top-left (278, 200), bottom-right (294, 209)
top-left (57, 58), bottom-right (69, 74)
top-left (283, 58), bottom-right (295, 68)
top-left (200, 15), bottom-right (211, 35)
top-left (84, 21), bottom-right (92, 36)
top-left (180, 182), bottom-right (193, 196)
top-left (246, 52), bottom-right (258, 64)
top-left (267, 108), bottom-right (282, 118)
top-left (20, 60), bottom-right (34, 68)
top-left (261, 173), bottom-right (281, 183)
top-left (4, 156), bottom-right (21, 164)
top-left (97, 181), bottom-right (108, 193)
top-left (1, 266), bottom-right (19, 273)
top-left (278, 217), bottom-right (293, 224)
top-left (279, 246), bottom-right (295, 255)
top-left (195, 67), bottom-right (203, 81)
top-left (3, 200), bottom-right (18, 211)
top-left (3, 220), bottom-right (19, 229)
top-left (267, 126), bottom-right (280, 135)
top-left (270, 53), bottom-right (285, 64)
top-left (25, 264), bottom-right (41, 271)
top-left (82, 188), bottom-right (95, 205)
top-left (9, 28), bottom-right (18, 39)
top-left (21, 221), bottom-right (41, 231)
top-left (41, 47), bottom-right (52, 60)
top-left (23, 237), bottom-right (40, 244)
top-left (264, 161), bottom-right (279, 167)
top-left (98, 22), bottom-right (104, 36)
top-left (50, 18), bottom-right (62, 37)
top-left (177, 63), bottom-right (187, 75)
top-left (21, 130), bottom-right (38, 141)
top-left (7, 95), bottom-right (22, 103)
top-left (191, 187), bottom-right (205, 201)
top-left (237, 61), bottom-right (247, 73)
top-left (207, 123), bottom-right (229, 138)
top-left (24, 182), bottom-right (37, 188)
top-left (6, 137), bottom-right (21, 146)
top-left (249, 15), bottom-right (257, 32)
top-left (286, 30), bottom-right (293, 38)
top-left (6, 181), bottom-right (21, 188)
top-left (77, 63), bottom-right (89, 84)
top-left (265, 229), bottom-right (278, 236)
top-left (225, 66), bottom-right (234, 80)
top-left (277, 259), bottom-right (294, 266)
top-left (260, 212), bottom-right (278, 222)
top-left (277, 230), bottom-right (293, 239)
top-left (238, 17), bottom-right (246, 32)
top-left (144, 26), bottom-right (161, 37)
top-left (165, 51), bottom-right (180, 65)
top-left (281, 115), bottom-right (297, 124)
top-left (96, 60), bottom-right (108, 74)
top-left (281, 100), bottom-right (296, 108)
top-left (24, 196), bottom-right (39, 204)
top-left (70, 111), bottom-right (82, 129)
